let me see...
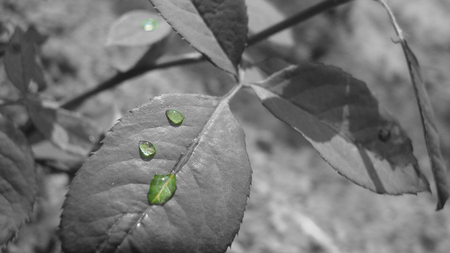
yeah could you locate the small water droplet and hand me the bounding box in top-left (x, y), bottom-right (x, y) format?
top-left (112, 182), bottom-right (115, 186)
top-left (378, 128), bottom-right (391, 142)
top-left (139, 140), bottom-right (156, 158)
top-left (142, 19), bottom-right (158, 32)
top-left (166, 109), bottom-right (184, 125)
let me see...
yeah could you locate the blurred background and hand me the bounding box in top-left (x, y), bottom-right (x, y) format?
top-left (1, 0), bottom-right (450, 252)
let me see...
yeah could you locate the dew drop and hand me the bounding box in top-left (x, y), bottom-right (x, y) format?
top-left (142, 19), bottom-right (158, 32)
top-left (166, 109), bottom-right (184, 125)
top-left (139, 140), bottom-right (156, 158)
top-left (378, 128), bottom-right (391, 142)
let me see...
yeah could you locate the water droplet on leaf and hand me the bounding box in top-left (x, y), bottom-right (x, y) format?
top-left (142, 19), bottom-right (158, 31)
top-left (148, 174), bottom-right (176, 204)
top-left (378, 129), bottom-right (391, 142)
top-left (139, 140), bottom-right (156, 158)
top-left (166, 109), bottom-right (184, 125)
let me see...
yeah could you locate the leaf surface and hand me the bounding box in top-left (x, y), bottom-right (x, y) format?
top-left (251, 64), bottom-right (430, 194)
top-left (60, 93), bottom-right (252, 253)
top-left (26, 98), bottom-right (102, 157)
top-left (0, 115), bottom-right (37, 247)
top-left (106, 10), bottom-right (171, 46)
top-left (374, 0), bottom-right (449, 209)
top-left (401, 42), bottom-right (448, 209)
top-left (4, 27), bottom-right (35, 93)
top-left (149, 0), bottom-right (248, 79)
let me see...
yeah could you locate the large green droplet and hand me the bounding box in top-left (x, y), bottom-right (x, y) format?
top-left (166, 109), bottom-right (184, 125)
top-left (139, 140), bottom-right (156, 158)
top-left (148, 174), bottom-right (176, 204)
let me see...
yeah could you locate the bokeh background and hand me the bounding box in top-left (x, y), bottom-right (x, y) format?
top-left (1, 0), bottom-right (450, 252)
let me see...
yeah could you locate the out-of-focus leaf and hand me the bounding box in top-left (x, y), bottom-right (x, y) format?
top-left (108, 32), bottom-right (173, 72)
top-left (374, 0), bottom-right (449, 210)
top-left (60, 93), bottom-right (252, 253)
top-left (25, 98), bottom-right (102, 157)
top-left (148, 174), bottom-right (176, 204)
top-left (0, 114), bottom-right (37, 247)
top-left (251, 64), bottom-right (430, 194)
top-left (106, 10), bottom-right (171, 46)
top-left (149, 0), bottom-right (248, 79)
top-left (24, 26), bottom-right (48, 46)
top-left (31, 61), bottom-right (47, 91)
top-left (5, 27), bottom-right (35, 93)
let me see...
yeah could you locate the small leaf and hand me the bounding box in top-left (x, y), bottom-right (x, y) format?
top-left (166, 109), bottom-right (184, 125)
top-left (60, 94), bottom-right (252, 253)
top-left (106, 10), bottom-right (171, 46)
top-left (0, 114), bottom-right (37, 247)
top-left (5, 27), bottom-right (35, 93)
top-left (25, 98), bottom-right (102, 157)
top-left (149, 0), bottom-right (248, 79)
top-left (148, 174), bottom-right (176, 204)
top-left (251, 64), bottom-right (430, 195)
top-left (374, 0), bottom-right (449, 209)
top-left (139, 140), bottom-right (156, 159)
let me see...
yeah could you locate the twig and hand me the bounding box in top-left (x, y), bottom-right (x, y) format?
top-left (59, 0), bottom-right (354, 109)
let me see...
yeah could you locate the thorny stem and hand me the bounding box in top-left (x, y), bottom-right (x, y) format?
top-left (59, 0), bottom-right (354, 110)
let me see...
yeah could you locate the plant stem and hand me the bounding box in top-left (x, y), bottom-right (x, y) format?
top-left (61, 0), bottom-right (353, 109)
top-left (247, 0), bottom-right (353, 46)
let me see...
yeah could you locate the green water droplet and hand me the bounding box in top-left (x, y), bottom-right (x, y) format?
top-left (142, 19), bottom-right (158, 32)
top-left (166, 109), bottom-right (184, 125)
top-left (148, 174), bottom-right (176, 204)
top-left (139, 140), bottom-right (156, 158)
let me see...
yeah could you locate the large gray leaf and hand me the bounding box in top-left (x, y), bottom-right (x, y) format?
top-left (60, 94), bottom-right (252, 253)
top-left (251, 64), bottom-right (430, 194)
top-left (148, 0), bottom-right (248, 79)
top-left (0, 114), bottom-right (37, 247)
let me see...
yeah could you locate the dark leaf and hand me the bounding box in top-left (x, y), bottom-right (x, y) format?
top-left (149, 0), bottom-right (248, 79)
top-left (251, 64), bottom-right (430, 194)
top-left (26, 98), bottom-right (102, 157)
top-left (0, 114), bottom-right (37, 247)
top-left (106, 10), bottom-right (171, 46)
top-left (60, 93), bottom-right (252, 253)
top-left (401, 42), bottom-right (449, 209)
top-left (4, 27), bottom-right (35, 93)
top-left (374, 0), bottom-right (449, 209)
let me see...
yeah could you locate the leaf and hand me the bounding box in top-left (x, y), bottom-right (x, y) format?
top-left (25, 98), bottom-right (102, 157)
top-left (401, 43), bottom-right (449, 209)
top-left (149, 0), bottom-right (248, 79)
top-left (148, 174), bottom-right (177, 204)
top-left (106, 10), bottom-right (171, 46)
top-left (60, 93), bottom-right (252, 253)
top-left (374, 0), bottom-right (449, 210)
top-left (251, 63), bottom-right (430, 194)
top-left (4, 27), bottom-right (35, 93)
top-left (107, 32), bottom-right (173, 72)
top-left (0, 114), bottom-right (37, 247)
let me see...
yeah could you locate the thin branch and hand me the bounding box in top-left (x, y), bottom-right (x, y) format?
top-left (247, 0), bottom-right (353, 46)
top-left (58, 0), bottom-right (354, 110)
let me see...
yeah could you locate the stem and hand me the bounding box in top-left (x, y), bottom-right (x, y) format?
top-left (58, 0), bottom-right (354, 110)
top-left (60, 53), bottom-right (203, 110)
top-left (247, 0), bottom-right (353, 46)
